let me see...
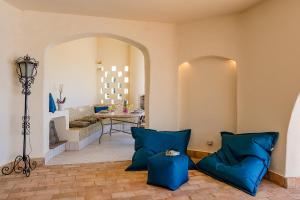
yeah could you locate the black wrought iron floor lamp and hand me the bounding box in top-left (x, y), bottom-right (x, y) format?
top-left (1, 55), bottom-right (39, 177)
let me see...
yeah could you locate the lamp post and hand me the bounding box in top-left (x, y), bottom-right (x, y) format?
top-left (1, 55), bottom-right (39, 177)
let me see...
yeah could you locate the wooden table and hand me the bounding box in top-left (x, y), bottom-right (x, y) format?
top-left (94, 111), bottom-right (145, 143)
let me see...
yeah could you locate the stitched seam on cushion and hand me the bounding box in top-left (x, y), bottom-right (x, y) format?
top-left (227, 143), bottom-right (269, 166)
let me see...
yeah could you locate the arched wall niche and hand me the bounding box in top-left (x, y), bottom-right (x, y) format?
top-left (178, 55), bottom-right (237, 152)
top-left (43, 32), bottom-right (151, 155)
top-left (178, 54), bottom-right (239, 67)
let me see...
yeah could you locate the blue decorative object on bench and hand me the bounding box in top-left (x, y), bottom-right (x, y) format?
top-left (49, 93), bottom-right (56, 113)
top-left (197, 131), bottom-right (278, 196)
top-left (94, 105), bottom-right (109, 113)
top-left (126, 127), bottom-right (196, 171)
top-left (147, 153), bottom-right (189, 190)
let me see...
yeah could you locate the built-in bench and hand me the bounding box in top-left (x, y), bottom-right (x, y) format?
top-left (59, 106), bottom-right (105, 150)
top-left (46, 106), bottom-right (109, 162)
top-left (51, 105), bottom-right (137, 153)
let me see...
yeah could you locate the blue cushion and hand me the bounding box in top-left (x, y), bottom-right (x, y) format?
top-left (126, 128), bottom-right (196, 171)
top-left (197, 131), bottom-right (278, 196)
top-left (221, 131), bottom-right (278, 153)
top-left (49, 93), bottom-right (56, 113)
top-left (94, 106), bottom-right (109, 113)
top-left (198, 150), bottom-right (267, 195)
top-left (147, 153), bottom-right (189, 190)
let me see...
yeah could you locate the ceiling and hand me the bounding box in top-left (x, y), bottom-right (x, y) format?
top-left (5, 0), bottom-right (263, 23)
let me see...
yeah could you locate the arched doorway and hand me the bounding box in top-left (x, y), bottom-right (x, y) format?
top-left (286, 93), bottom-right (300, 177)
top-left (43, 33), bottom-right (150, 164)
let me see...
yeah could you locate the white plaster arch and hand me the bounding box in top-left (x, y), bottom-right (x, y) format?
top-left (43, 32), bottom-right (151, 157)
top-left (178, 53), bottom-right (239, 67)
top-left (285, 93), bottom-right (300, 177)
top-left (45, 32), bottom-right (150, 120)
top-left (185, 55), bottom-right (236, 63)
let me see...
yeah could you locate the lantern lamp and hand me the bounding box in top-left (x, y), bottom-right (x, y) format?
top-left (1, 55), bottom-right (39, 177)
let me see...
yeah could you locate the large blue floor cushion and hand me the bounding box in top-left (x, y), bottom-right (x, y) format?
top-left (197, 131), bottom-right (278, 196)
top-left (147, 153), bottom-right (189, 190)
top-left (126, 127), bottom-right (196, 171)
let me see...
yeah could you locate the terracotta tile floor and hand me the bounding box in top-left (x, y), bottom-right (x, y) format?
top-left (0, 161), bottom-right (299, 200)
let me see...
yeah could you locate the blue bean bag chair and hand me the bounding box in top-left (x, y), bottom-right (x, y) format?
top-left (126, 127), bottom-right (196, 171)
top-left (197, 131), bottom-right (278, 196)
top-left (147, 153), bottom-right (189, 190)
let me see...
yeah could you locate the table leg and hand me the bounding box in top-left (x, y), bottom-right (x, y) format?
top-left (137, 116), bottom-right (143, 128)
top-left (99, 120), bottom-right (104, 144)
top-left (109, 118), bottom-right (113, 136)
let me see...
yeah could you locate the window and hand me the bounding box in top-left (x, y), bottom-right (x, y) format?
top-left (99, 65), bottom-right (130, 104)
top-left (117, 93), bottom-right (123, 100)
top-left (111, 88), bottom-right (116, 94)
top-left (118, 83), bottom-right (122, 89)
top-left (118, 71), bottom-right (123, 77)
top-left (124, 77), bottom-right (129, 83)
top-left (124, 66), bottom-right (129, 72)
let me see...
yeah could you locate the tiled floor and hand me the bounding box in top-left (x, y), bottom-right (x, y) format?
top-left (47, 132), bottom-right (134, 165)
top-left (1, 161), bottom-right (299, 200)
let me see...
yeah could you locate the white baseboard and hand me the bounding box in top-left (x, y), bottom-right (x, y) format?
top-left (45, 143), bottom-right (66, 163)
top-left (66, 131), bottom-right (101, 151)
top-left (79, 131), bottom-right (101, 150)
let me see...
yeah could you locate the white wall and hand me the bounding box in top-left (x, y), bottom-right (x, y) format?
top-left (3, 0), bottom-right (300, 178)
top-left (97, 37), bottom-right (130, 105)
top-left (286, 94), bottom-right (300, 177)
top-left (0, 1), bottom-right (24, 166)
top-left (177, 15), bottom-right (240, 64)
top-left (177, 14), bottom-right (240, 153)
top-left (179, 58), bottom-right (237, 152)
top-left (0, 7), bottom-right (177, 162)
top-left (46, 36), bottom-right (145, 108)
top-left (177, 0), bottom-right (300, 176)
top-left (45, 37), bottom-right (98, 108)
top-left (129, 46), bottom-right (145, 108)
top-left (98, 37), bottom-right (129, 69)
top-left (238, 0), bottom-right (300, 177)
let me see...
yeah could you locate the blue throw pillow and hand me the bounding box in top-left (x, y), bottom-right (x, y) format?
top-left (94, 106), bottom-right (109, 113)
top-left (49, 93), bottom-right (56, 113)
top-left (126, 127), bottom-right (196, 171)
